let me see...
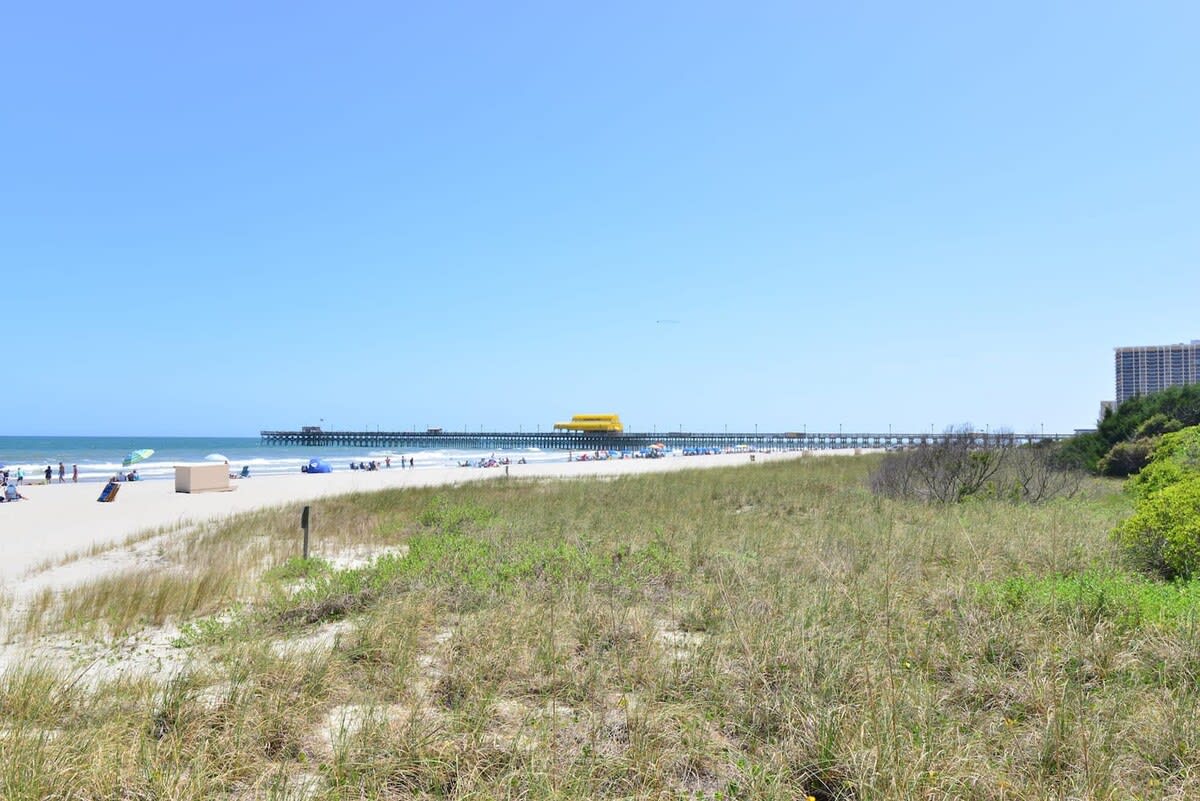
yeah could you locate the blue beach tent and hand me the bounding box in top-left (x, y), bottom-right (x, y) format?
top-left (306, 459), bottom-right (333, 473)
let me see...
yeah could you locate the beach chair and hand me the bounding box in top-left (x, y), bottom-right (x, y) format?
top-left (97, 481), bottom-right (121, 503)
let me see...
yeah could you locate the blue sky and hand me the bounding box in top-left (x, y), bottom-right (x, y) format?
top-left (4, 2), bottom-right (1198, 436)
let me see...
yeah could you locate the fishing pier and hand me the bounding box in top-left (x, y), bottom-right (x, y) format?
top-left (259, 429), bottom-right (1068, 451)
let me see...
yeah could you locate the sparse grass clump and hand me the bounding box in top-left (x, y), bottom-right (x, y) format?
top-left (10, 455), bottom-right (1200, 797)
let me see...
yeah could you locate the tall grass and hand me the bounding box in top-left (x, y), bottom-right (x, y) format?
top-left (7, 456), bottom-right (1200, 798)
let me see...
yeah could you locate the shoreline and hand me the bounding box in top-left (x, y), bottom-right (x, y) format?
top-left (0, 451), bottom-right (863, 588)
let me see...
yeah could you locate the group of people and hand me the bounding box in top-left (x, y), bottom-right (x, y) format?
top-left (351, 456), bottom-right (414, 471)
top-left (460, 456), bottom-right (526, 468)
top-left (1, 473), bottom-right (28, 502)
top-left (2, 463), bottom-right (79, 485)
top-left (1, 462), bottom-right (80, 501)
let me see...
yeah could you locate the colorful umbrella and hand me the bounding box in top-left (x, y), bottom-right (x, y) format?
top-left (122, 448), bottom-right (154, 467)
top-left (205, 453), bottom-right (229, 462)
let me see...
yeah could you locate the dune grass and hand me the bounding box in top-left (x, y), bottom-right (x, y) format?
top-left (6, 455), bottom-right (1200, 798)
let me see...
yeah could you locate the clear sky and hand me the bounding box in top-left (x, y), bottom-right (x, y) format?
top-left (4, 2), bottom-right (1198, 436)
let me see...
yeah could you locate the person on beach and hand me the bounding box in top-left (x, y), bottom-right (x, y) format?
top-left (45, 465), bottom-right (52, 484)
top-left (16, 467), bottom-right (23, 484)
top-left (4, 483), bottom-right (27, 501)
top-left (72, 464), bottom-right (78, 483)
top-left (58, 462), bottom-right (65, 483)
top-left (385, 456), bottom-right (391, 468)
top-left (409, 457), bottom-right (413, 468)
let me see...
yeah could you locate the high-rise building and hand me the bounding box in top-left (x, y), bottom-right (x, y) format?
top-left (1114, 340), bottom-right (1200, 405)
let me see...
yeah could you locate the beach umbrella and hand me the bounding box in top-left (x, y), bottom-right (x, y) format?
top-left (205, 453), bottom-right (229, 462)
top-left (122, 448), bottom-right (154, 467)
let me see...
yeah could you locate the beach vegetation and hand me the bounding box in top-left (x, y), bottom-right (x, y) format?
top-left (11, 456), bottom-right (1200, 796)
top-left (1098, 384), bottom-right (1200, 444)
top-left (1128, 425), bottom-right (1200, 498)
top-left (979, 569), bottom-right (1200, 630)
top-left (869, 427), bottom-right (1081, 503)
top-left (1114, 426), bottom-right (1200, 579)
top-left (1097, 437), bottom-right (1156, 477)
top-left (1059, 383), bottom-right (1200, 473)
top-left (1116, 476), bottom-right (1200, 579)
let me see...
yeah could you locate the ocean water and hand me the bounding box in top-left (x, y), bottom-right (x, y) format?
top-left (0, 436), bottom-right (575, 484)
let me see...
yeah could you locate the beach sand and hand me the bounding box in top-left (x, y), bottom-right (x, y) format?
top-left (0, 451), bottom-right (838, 588)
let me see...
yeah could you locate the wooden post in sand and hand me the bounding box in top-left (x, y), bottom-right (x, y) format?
top-left (301, 505), bottom-right (311, 560)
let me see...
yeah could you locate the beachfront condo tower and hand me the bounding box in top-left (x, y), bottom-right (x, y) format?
top-left (1114, 340), bottom-right (1200, 406)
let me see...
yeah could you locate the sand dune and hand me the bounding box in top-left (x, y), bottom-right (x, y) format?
top-left (0, 451), bottom-right (831, 586)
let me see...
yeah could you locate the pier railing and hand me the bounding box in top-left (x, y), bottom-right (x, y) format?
top-left (259, 430), bottom-right (1070, 451)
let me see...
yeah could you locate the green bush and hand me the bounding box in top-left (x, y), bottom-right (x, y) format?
top-left (1098, 439), bottom-right (1157, 477)
top-left (1131, 459), bottom-right (1191, 502)
top-left (1098, 384), bottom-right (1200, 446)
top-left (1134, 413), bottom-right (1184, 439)
top-left (1129, 426), bottom-right (1200, 499)
top-left (1054, 432), bottom-right (1108, 472)
top-left (1116, 476), bottom-right (1200, 579)
top-left (1059, 384), bottom-right (1200, 473)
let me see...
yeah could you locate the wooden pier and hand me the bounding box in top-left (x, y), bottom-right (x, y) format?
top-left (260, 429), bottom-right (1068, 451)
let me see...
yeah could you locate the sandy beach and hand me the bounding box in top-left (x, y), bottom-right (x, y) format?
top-left (0, 451), bottom-right (827, 588)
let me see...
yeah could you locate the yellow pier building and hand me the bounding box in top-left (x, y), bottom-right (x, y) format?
top-left (553, 414), bottom-right (624, 433)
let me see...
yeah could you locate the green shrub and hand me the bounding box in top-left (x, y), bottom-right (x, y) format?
top-left (1149, 424), bottom-right (1200, 464)
top-left (1116, 427), bottom-right (1200, 577)
top-left (1131, 459), bottom-right (1191, 502)
top-left (1134, 413), bottom-right (1184, 439)
top-left (1054, 432), bottom-right (1108, 472)
top-left (1116, 475), bottom-right (1200, 579)
top-left (1128, 426), bottom-right (1200, 499)
top-left (1098, 439), bottom-right (1156, 477)
top-left (1098, 384), bottom-right (1200, 446)
top-left (1059, 384), bottom-right (1200, 473)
